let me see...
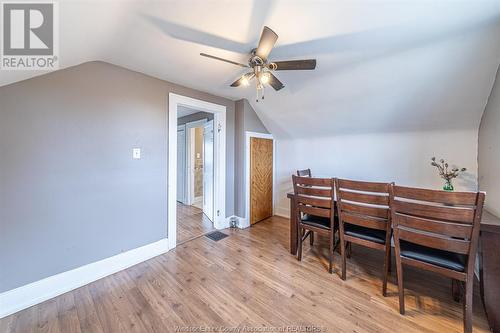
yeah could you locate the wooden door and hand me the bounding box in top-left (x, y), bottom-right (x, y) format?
top-left (250, 137), bottom-right (273, 225)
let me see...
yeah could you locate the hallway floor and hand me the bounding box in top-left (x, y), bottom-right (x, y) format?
top-left (176, 202), bottom-right (214, 244)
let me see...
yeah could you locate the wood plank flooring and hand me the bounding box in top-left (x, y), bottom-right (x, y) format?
top-left (0, 216), bottom-right (491, 333)
top-left (176, 202), bottom-right (214, 244)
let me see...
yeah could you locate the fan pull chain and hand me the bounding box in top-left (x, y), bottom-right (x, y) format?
top-left (256, 83), bottom-right (265, 102)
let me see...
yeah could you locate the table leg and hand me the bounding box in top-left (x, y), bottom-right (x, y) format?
top-left (290, 197), bottom-right (297, 255)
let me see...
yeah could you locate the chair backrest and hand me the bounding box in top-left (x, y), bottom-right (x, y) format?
top-left (296, 169), bottom-right (312, 177)
top-left (335, 178), bottom-right (392, 233)
top-left (292, 175), bottom-right (334, 220)
top-left (390, 185), bottom-right (485, 261)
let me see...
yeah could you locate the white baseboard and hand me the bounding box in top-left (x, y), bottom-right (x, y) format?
top-left (237, 216), bottom-right (249, 229)
top-left (0, 238), bottom-right (169, 319)
top-left (274, 206), bottom-right (289, 218)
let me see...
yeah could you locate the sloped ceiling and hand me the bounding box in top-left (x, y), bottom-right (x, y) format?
top-left (2, 0), bottom-right (500, 138)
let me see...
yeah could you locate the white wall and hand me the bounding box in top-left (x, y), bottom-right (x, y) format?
top-left (479, 65), bottom-right (500, 217)
top-left (275, 129), bottom-right (478, 217)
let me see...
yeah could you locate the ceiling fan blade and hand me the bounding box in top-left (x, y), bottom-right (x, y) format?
top-left (230, 73), bottom-right (255, 87)
top-left (271, 59), bottom-right (316, 70)
top-left (200, 53), bottom-right (249, 68)
top-left (268, 73), bottom-right (284, 91)
top-left (255, 26), bottom-right (278, 61)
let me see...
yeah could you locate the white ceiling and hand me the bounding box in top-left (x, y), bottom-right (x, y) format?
top-left (2, 0), bottom-right (500, 139)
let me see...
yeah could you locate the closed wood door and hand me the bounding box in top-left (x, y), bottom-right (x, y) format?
top-left (250, 137), bottom-right (273, 225)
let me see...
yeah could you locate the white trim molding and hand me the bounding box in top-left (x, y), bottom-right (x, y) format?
top-left (0, 238), bottom-right (169, 319)
top-left (168, 93), bottom-right (227, 249)
top-left (244, 131), bottom-right (276, 224)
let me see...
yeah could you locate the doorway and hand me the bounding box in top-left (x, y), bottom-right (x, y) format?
top-left (168, 93), bottom-right (226, 249)
top-left (176, 114), bottom-right (215, 243)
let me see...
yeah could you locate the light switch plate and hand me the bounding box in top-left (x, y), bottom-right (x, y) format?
top-left (132, 148), bottom-right (141, 159)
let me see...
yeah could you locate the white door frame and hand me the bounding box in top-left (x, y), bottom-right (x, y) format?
top-left (185, 119), bottom-right (208, 206)
top-left (244, 131), bottom-right (276, 228)
top-left (168, 93), bottom-right (226, 249)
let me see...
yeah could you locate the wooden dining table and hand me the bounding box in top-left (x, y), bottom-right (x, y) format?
top-left (479, 210), bottom-right (500, 333)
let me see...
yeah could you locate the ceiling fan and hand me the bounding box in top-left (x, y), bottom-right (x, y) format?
top-left (200, 26), bottom-right (316, 102)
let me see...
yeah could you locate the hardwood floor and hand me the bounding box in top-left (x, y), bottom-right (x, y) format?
top-left (0, 216), bottom-right (491, 333)
top-left (176, 202), bottom-right (214, 244)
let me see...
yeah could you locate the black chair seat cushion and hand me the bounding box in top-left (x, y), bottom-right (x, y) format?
top-left (400, 240), bottom-right (466, 272)
top-left (344, 223), bottom-right (386, 244)
top-left (301, 214), bottom-right (332, 229)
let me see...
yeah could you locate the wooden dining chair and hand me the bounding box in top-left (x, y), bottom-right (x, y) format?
top-left (335, 178), bottom-right (392, 295)
top-left (292, 175), bottom-right (337, 273)
top-left (296, 168), bottom-right (321, 246)
top-left (390, 185), bottom-right (485, 333)
top-left (296, 168), bottom-right (312, 177)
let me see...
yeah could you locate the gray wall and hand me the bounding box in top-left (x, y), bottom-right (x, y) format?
top-left (234, 99), bottom-right (269, 217)
top-left (479, 64), bottom-right (500, 217)
top-left (177, 111), bottom-right (213, 125)
top-left (0, 61), bottom-right (236, 292)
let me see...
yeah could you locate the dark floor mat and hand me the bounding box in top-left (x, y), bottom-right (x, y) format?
top-left (205, 231), bottom-right (229, 242)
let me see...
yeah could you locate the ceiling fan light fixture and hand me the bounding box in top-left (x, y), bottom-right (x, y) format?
top-left (241, 76), bottom-right (250, 86)
top-left (259, 71), bottom-right (271, 85)
top-left (200, 26), bottom-right (316, 101)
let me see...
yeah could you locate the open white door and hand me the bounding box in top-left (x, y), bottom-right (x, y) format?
top-left (177, 125), bottom-right (186, 203)
top-left (203, 120), bottom-right (214, 222)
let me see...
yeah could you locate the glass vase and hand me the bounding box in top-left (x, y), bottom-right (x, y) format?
top-left (443, 180), bottom-right (454, 191)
